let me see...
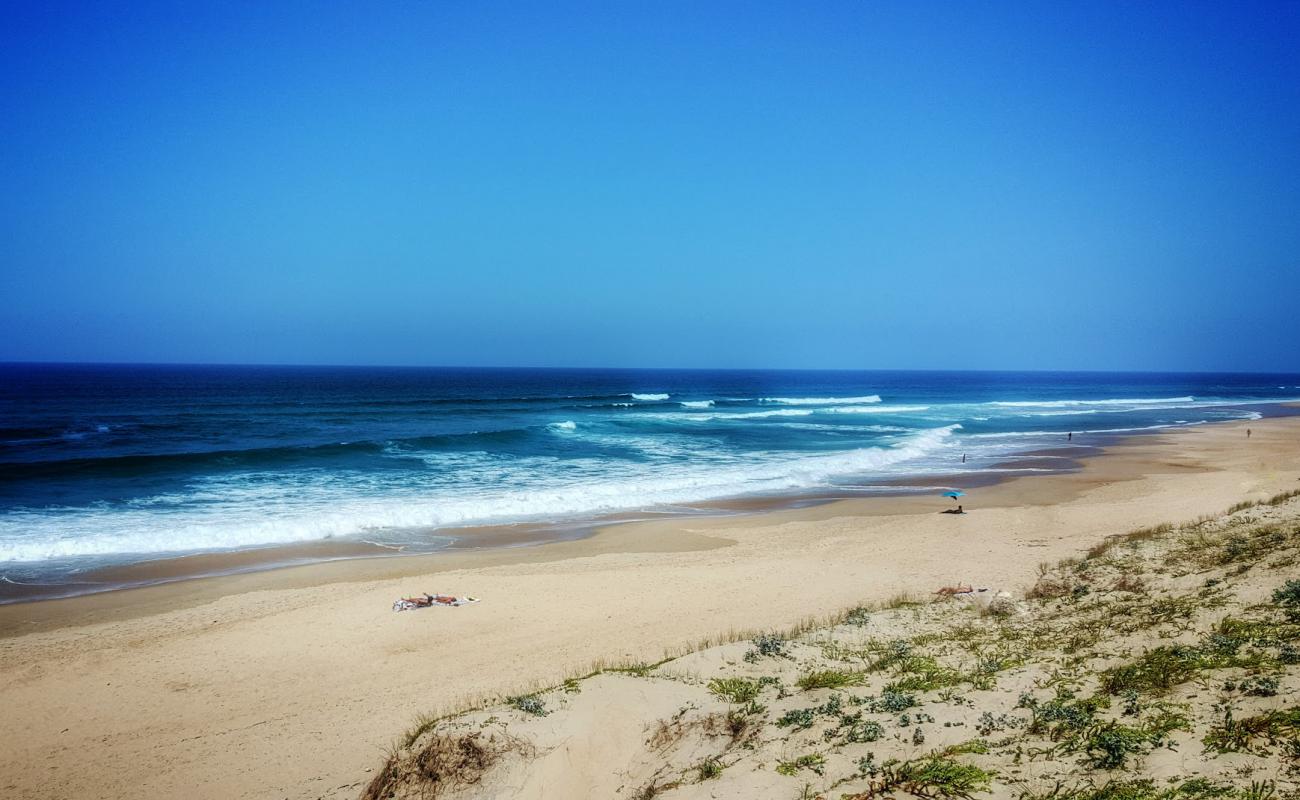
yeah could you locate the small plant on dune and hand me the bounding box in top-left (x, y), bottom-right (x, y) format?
top-left (708, 677), bottom-right (761, 704)
top-left (869, 638), bottom-right (914, 670)
top-left (745, 632), bottom-right (789, 661)
top-left (1024, 691), bottom-right (1106, 740)
top-left (975, 711), bottom-right (1025, 736)
top-left (507, 694), bottom-right (548, 717)
top-left (1016, 777), bottom-right (1258, 799)
top-left (1100, 646), bottom-right (1209, 695)
top-left (776, 753), bottom-right (826, 777)
top-left (779, 693), bottom-right (851, 730)
top-left (845, 605), bottom-right (874, 626)
top-left (844, 747), bottom-right (992, 799)
top-left (1083, 722), bottom-right (1156, 770)
top-left (798, 669), bottom-right (866, 690)
top-left (857, 752), bottom-right (880, 777)
top-left (884, 654), bottom-right (965, 693)
top-left (777, 707), bottom-right (818, 729)
top-left (1243, 782), bottom-right (1279, 800)
top-left (1273, 580), bottom-right (1300, 621)
top-left (982, 597), bottom-right (1016, 619)
top-left (631, 779), bottom-right (674, 800)
top-left (725, 705), bottom-right (764, 740)
top-left (874, 689), bottom-right (917, 713)
top-left (696, 756), bottom-right (724, 780)
top-left (1231, 676), bottom-right (1279, 697)
top-left (401, 712), bottom-right (441, 748)
top-left (1203, 706), bottom-right (1300, 754)
top-left (841, 718), bottom-right (884, 743)
top-left (968, 655), bottom-right (1013, 691)
top-left (1029, 574), bottom-right (1071, 600)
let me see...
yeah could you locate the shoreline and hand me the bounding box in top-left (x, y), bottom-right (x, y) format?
top-left (0, 415), bottom-right (1273, 634)
top-left (0, 429), bottom-right (1145, 609)
top-left (0, 434), bottom-right (1114, 632)
top-left (0, 438), bottom-right (1104, 607)
top-left (1, 414), bottom-right (1298, 799)
top-left (4, 401), bottom-right (1291, 608)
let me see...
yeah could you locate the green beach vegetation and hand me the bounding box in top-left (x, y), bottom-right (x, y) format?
top-left (364, 492), bottom-right (1300, 799)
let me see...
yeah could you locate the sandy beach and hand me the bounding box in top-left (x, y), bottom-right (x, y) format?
top-left (2, 416), bottom-right (1298, 800)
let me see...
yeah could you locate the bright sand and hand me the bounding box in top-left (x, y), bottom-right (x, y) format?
top-left (1, 416), bottom-right (1297, 799)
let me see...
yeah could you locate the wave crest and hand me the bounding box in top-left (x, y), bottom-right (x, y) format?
top-left (991, 396), bottom-right (1195, 408)
top-left (761, 395), bottom-right (882, 405)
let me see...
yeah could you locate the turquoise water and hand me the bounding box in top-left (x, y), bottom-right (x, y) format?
top-left (2, 365), bottom-right (1297, 589)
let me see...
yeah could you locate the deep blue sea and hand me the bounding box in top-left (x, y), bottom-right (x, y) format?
top-left (2, 364), bottom-right (1298, 594)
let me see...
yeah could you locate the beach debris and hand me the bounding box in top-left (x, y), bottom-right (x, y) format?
top-left (392, 593), bottom-right (480, 611)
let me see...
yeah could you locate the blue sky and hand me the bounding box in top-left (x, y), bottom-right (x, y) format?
top-left (2, 1), bottom-right (1298, 371)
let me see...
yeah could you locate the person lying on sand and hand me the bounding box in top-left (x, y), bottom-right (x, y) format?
top-left (392, 593), bottom-right (480, 611)
top-left (935, 584), bottom-right (974, 596)
top-left (402, 593), bottom-right (458, 607)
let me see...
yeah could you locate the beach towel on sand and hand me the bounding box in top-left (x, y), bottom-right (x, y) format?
top-left (392, 594), bottom-right (481, 612)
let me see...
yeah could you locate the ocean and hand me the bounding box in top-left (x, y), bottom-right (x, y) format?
top-left (2, 364), bottom-right (1297, 600)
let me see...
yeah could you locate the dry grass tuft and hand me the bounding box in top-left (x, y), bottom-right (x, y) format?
top-left (362, 731), bottom-right (530, 800)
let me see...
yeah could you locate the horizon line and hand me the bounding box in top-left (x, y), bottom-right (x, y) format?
top-left (2, 359), bottom-right (1299, 377)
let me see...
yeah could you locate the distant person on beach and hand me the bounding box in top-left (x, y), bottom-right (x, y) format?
top-left (400, 593), bottom-right (458, 607)
top-left (1248, 428), bottom-right (1252, 438)
top-left (962, 453), bottom-right (966, 463)
top-left (1068, 431), bottom-right (1073, 442)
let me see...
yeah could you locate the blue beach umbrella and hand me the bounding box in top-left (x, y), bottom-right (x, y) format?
top-left (942, 490), bottom-right (965, 498)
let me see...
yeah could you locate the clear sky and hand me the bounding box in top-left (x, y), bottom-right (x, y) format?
top-left (2, 1), bottom-right (1298, 371)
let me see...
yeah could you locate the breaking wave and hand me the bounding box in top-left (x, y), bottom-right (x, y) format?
top-left (761, 395), bottom-right (882, 405)
top-left (990, 396), bottom-right (1195, 408)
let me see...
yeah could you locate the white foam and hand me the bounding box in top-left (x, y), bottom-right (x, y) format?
top-left (761, 395), bottom-right (882, 405)
top-left (0, 426), bottom-right (961, 563)
top-left (680, 409), bottom-right (815, 421)
top-left (547, 420), bottom-right (577, 431)
top-left (630, 393), bottom-right (670, 401)
top-left (990, 396), bottom-right (1195, 408)
top-left (822, 405), bottom-right (931, 414)
top-left (680, 400), bottom-right (715, 409)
